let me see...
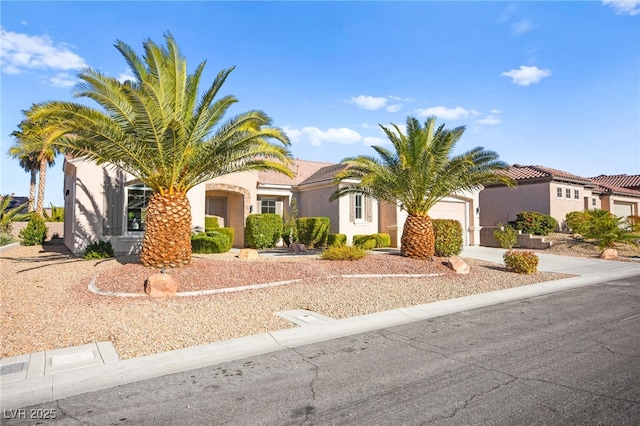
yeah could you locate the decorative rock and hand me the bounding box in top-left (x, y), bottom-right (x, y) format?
top-left (448, 256), bottom-right (470, 274)
top-left (288, 243), bottom-right (307, 253)
top-left (238, 248), bottom-right (260, 260)
top-left (600, 248), bottom-right (618, 260)
top-left (144, 272), bottom-right (178, 297)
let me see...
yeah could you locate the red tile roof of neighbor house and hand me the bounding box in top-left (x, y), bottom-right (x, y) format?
top-left (590, 174), bottom-right (640, 190)
top-left (591, 181), bottom-right (640, 197)
top-left (502, 165), bottom-right (594, 184)
top-left (258, 159), bottom-right (336, 186)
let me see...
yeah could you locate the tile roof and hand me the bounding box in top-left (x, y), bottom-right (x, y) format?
top-left (258, 159), bottom-right (335, 186)
top-left (502, 165), bottom-right (593, 184)
top-left (590, 174), bottom-right (640, 190)
top-left (590, 181), bottom-right (640, 197)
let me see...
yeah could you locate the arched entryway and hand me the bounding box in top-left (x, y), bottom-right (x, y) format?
top-left (204, 183), bottom-right (251, 247)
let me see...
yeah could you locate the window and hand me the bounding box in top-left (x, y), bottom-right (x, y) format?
top-left (566, 188), bottom-right (571, 198)
top-left (260, 199), bottom-right (276, 214)
top-left (574, 189), bottom-right (579, 200)
top-left (354, 194), bottom-right (363, 220)
top-left (126, 185), bottom-right (152, 232)
top-left (592, 198), bottom-right (596, 207)
top-left (557, 187), bottom-right (563, 198)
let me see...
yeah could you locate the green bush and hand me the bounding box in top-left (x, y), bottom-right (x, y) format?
top-left (282, 198), bottom-right (299, 247)
top-left (353, 234), bottom-right (377, 250)
top-left (0, 194), bottom-right (28, 233)
top-left (327, 233), bottom-right (347, 247)
top-left (204, 216), bottom-right (220, 231)
top-left (627, 215), bottom-right (640, 233)
top-left (192, 232), bottom-right (232, 253)
top-left (565, 211), bottom-right (591, 235)
top-left (321, 245), bottom-right (367, 261)
top-left (43, 203), bottom-right (64, 222)
top-left (19, 214), bottom-right (48, 246)
top-left (372, 233), bottom-right (391, 248)
top-left (0, 232), bottom-right (16, 246)
top-left (83, 240), bottom-right (114, 259)
top-left (296, 217), bottom-right (330, 248)
top-left (493, 224), bottom-right (519, 249)
top-left (433, 219), bottom-right (463, 257)
top-left (503, 250), bottom-right (539, 274)
top-left (214, 227), bottom-right (234, 246)
top-left (515, 211), bottom-right (557, 236)
top-left (245, 214), bottom-right (283, 249)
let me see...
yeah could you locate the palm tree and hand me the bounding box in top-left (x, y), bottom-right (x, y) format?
top-left (31, 33), bottom-right (293, 268)
top-left (8, 110), bottom-right (59, 215)
top-left (331, 116), bottom-right (516, 259)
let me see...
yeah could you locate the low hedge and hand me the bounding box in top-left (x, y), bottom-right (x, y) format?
top-left (192, 232), bottom-right (232, 254)
top-left (204, 216), bottom-right (220, 231)
top-left (515, 211), bottom-right (557, 236)
top-left (245, 214), bottom-right (283, 249)
top-left (296, 217), bottom-right (330, 248)
top-left (503, 250), bottom-right (539, 274)
top-left (433, 219), bottom-right (463, 257)
top-left (327, 233), bottom-right (347, 247)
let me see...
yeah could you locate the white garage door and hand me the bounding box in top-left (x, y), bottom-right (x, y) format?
top-left (612, 202), bottom-right (633, 219)
top-left (429, 200), bottom-right (468, 245)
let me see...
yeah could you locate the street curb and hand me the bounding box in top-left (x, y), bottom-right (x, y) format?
top-left (1, 265), bottom-right (638, 411)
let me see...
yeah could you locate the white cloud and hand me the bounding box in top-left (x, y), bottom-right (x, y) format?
top-left (349, 95), bottom-right (388, 110)
top-left (501, 65), bottom-right (551, 86)
top-left (387, 95), bottom-right (402, 101)
top-left (511, 19), bottom-right (535, 35)
top-left (385, 104), bottom-right (402, 113)
top-left (470, 109), bottom-right (482, 116)
top-left (490, 109), bottom-right (503, 114)
top-left (49, 72), bottom-right (76, 87)
top-left (361, 123), bottom-right (369, 128)
top-left (602, 0), bottom-right (640, 15)
top-left (0, 28), bottom-right (87, 76)
top-left (117, 71), bottom-right (136, 83)
top-left (415, 106), bottom-right (470, 120)
top-left (362, 136), bottom-right (389, 146)
top-left (284, 125), bottom-right (361, 146)
top-left (475, 116), bottom-right (501, 125)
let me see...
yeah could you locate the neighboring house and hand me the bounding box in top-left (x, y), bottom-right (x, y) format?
top-left (63, 157), bottom-right (481, 255)
top-left (479, 165), bottom-right (640, 230)
top-left (1, 195), bottom-right (29, 213)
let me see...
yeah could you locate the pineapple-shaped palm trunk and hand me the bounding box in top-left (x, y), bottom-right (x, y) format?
top-left (140, 193), bottom-right (192, 268)
top-left (400, 213), bottom-right (435, 259)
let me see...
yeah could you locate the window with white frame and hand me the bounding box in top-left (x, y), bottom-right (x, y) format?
top-left (574, 189), bottom-right (579, 200)
top-left (565, 188), bottom-right (571, 198)
top-left (354, 194), bottom-right (363, 220)
top-left (592, 198), bottom-right (597, 207)
top-left (557, 187), bottom-right (563, 198)
top-left (126, 184), bottom-right (153, 232)
top-left (260, 199), bottom-right (277, 214)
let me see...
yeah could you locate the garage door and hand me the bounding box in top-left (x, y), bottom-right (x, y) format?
top-left (612, 202), bottom-right (633, 219)
top-left (429, 200), bottom-right (468, 245)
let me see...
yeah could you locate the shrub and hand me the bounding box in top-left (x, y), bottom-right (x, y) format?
top-left (282, 198), bottom-right (299, 246)
top-left (19, 214), bottom-right (48, 246)
top-left (327, 233), bottom-right (347, 247)
top-left (353, 234), bottom-right (377, 250)
top-left (433, 219), bottom-right (463, 257)
top-left (503, 250), bottom-right (539, 274)
top-left (515, 211), bottom-right (557, 236)
top-left (83, 240), bottom-right (114, 259)
top-left (43, 203), bottom-right (64, 222)
top-left (0, 194), bottom-right (28, 233)
top-left (0, 232), bottom-right (16, 246)
top-left (627, 215), bottom-right (640, 233)
top-left (372, 233), bottom-right (391, 248)
top-left (214, 227), bottom-right (234, 247)
top-left (493, 224), bottom-right (519, 249)
top-left (245, 214), bottom-right (283, 249)
top-left (565, 211), bottom-right (591, 235)
top-left (321, 245), bottom-right (367, 261)
top-left (192, 232), bottom-right (232, 254)
top-left (204, 216), bottom-right (220, 231)
top-left (296, 217), bottom-right (330, 248)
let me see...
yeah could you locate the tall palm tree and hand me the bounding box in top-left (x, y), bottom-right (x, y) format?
top-left (332, 116), bottom-right (516, 259)
top-left (9, 110), bottom-right (60, 215)
top-left (31, 33), bottom-right (293, 268)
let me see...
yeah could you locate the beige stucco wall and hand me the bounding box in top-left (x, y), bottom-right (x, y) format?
top-left (297, 184), bottom-right (340, 233)
top-left (480, 182), bottom-right (550, 226)
top-left (549, 183), bottom-right (594, 228)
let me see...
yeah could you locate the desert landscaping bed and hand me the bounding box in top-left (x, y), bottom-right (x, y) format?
top-left (0, 244), bottom-right (580, 361)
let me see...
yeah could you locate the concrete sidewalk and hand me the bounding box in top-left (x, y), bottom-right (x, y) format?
top-left (1, 247), bottom-right (638, 410)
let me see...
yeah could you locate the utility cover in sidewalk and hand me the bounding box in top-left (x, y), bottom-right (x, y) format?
top-left (276, 309), bottom-right (335, 326)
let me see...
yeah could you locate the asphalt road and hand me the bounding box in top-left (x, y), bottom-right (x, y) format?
top-left (5, 275), bottom-right (639, 425)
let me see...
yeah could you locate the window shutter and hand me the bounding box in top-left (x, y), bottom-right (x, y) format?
top-left (276, 200), bottom-right (284, 216)
top-left (365, 196), bottom-right (373, 222)
top-left (104, 179), bottom-right (123, 236)
top-left (349, 194), bottom-right (355, 222)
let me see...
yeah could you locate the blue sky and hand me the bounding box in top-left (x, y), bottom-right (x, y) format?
top-left (1, 1), bottom-right (639, 207)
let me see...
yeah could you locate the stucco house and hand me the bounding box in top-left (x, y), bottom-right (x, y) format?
top-left (479, 165), bottom-right (640, 230)
top-left (62, 157), bottom-right (481, 255)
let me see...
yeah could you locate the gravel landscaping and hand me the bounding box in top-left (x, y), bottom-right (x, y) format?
top-left (0, 242), bottom-right (586, 361)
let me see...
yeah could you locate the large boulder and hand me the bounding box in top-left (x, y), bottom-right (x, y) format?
top-left (600, 248), bottom-right (618, 260)
top-left (144, 272), bottom-right (178, 297)
top-left (448, 256), bottom-right (470, 274)
top-left (288, 243), bottom-right (307, 253)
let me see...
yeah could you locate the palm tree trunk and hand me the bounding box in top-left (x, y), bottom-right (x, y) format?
top-left (400, 213), bottom-right (435, 259)
top-left (29, 168), bottom-right (37, 212)
top-left (140, 193), bottom-right (192, 268)
top-left (36, 159), bottom-right (47, 215)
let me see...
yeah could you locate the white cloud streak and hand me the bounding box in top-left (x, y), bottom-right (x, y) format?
top-left (602, 0), bottom-right (640, 15)
top-left (284, 125), bottom-right (362, 146)
top-left (501, 65), bottom-right (551, 86)
top-left (0, 28), bottom-right (86, 76)
top-left (415, 106), bottom-right (470, 120)
top-left (511, 19), bottom-right (535, 35)
top-left (385, 104), bottom-right (402, 113)
top-left (349, 95), bottom-right (388, 110)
